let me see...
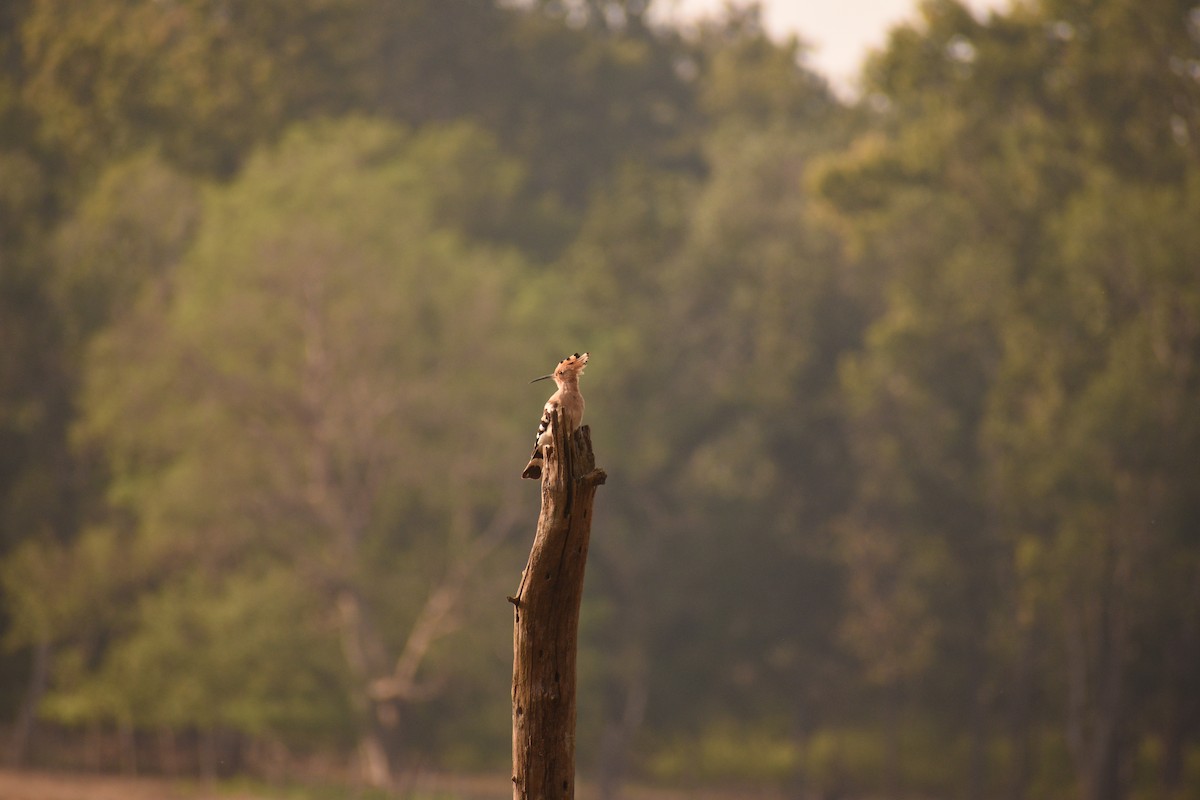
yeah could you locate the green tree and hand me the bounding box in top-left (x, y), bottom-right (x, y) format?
top-left (13, 117), bottom-right (536, 783)
top-left (985, 170), bottom-right (1200, 800)
top-left (20, 0), bottom-right (368, 179)
top-left (692, 3), bottom-right (837, 133)
top-left (0, 2), bottom-right (75, 755)
top-left (49, 153), bottom-right (201, 354)
top-left (552, 73), bottom-right (858, 788)
top-left (0, 156), bottom-right (203, 764)
top-left (823, 155), bottom-right (1011, 797)
top-left (819, 2), bottom-right (1200, 798)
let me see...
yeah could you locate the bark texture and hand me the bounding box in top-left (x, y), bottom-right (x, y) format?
top-left (510, 410), bottom-right (605, 800)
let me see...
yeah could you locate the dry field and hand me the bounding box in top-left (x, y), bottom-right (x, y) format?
top-left (0, 769), bottom-right (216, 800)
top-left (0, 768), bottom-right (790, 800)
top-left (0, 769), bottom-right (505, 800)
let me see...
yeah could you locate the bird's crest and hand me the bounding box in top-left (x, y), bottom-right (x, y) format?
top-left (555, 352), bottom-right (588, 380)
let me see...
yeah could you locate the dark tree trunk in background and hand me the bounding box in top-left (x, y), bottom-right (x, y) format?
top-left (7, 637), bottom-right (49, 766)
top-left (510, 412), bottom-right (605, 800)
top-left (595, 623), bottom-right (648, 800)
top-left (1006, 625), bottom-right (1036, 800)
top-left (1162, 566), bottom-right (1200, 793)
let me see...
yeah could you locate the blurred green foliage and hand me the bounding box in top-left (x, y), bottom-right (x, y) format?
top-left (0, 1), bottom-right (1197, 799)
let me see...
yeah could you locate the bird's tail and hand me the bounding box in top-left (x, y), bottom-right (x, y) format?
top-left (521, 447), bottom-right (542, 480)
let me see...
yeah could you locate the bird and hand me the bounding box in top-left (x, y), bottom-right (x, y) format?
top-left (521, 352), bottom-right (588, 480)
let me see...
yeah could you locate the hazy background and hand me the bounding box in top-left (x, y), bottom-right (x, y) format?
top-left (0, 1), bottom-right (1197, 799)
top-left (661, 0), bottom-right (1005, 90)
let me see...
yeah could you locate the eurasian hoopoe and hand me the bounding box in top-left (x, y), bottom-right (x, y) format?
top-left (521, 352), bottom-right (588, 480)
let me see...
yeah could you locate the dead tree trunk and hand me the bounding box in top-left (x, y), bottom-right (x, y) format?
top-left (510, 410), bottom-right (606, 800)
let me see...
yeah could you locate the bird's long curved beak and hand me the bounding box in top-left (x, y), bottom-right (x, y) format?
top-left (529, 374), bottom-right (554, 383)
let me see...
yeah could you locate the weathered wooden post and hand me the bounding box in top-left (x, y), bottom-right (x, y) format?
top-left (509, 408), bottom-right (606, 800)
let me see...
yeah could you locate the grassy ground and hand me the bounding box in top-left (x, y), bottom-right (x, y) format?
top-left (0, 768), bottom-right (791, 800)
top-left (0, 768), bottom-right (208, 800)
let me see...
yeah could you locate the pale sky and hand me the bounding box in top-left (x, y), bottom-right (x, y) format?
top-left (655, 0), bottom-right (1009, 94)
